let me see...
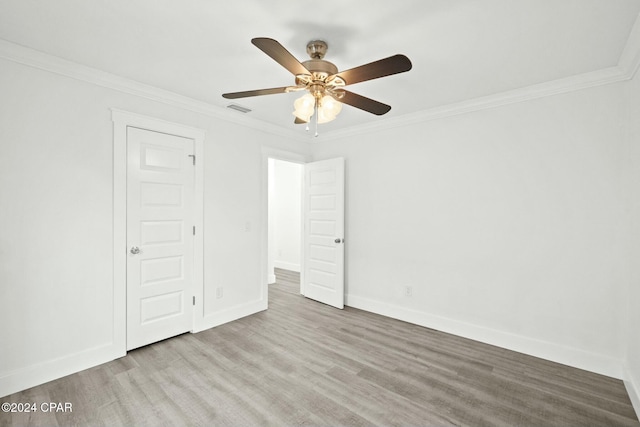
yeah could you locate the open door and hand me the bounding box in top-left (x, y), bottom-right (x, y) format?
top-left (301, 158), bottom-right (345, 309)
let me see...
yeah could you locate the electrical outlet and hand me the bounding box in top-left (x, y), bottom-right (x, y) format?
top-left (216, 287), bottom-right (223, 299)
top-left (404, 286), bottom-right (413, 297)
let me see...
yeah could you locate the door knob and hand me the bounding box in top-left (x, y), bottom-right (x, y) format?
top-left (130, 246), bottom-right (141, 255)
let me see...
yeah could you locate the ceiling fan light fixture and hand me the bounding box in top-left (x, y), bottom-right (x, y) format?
top-left (293, 93), bottom-right (315, 122)
top-left (293, 94), bottom-right (343, 124)
top-left (318, 95), bottom-right (342, 123)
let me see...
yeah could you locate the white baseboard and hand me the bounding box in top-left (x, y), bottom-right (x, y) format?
top-left (1, 298), bottom-right (268, 398)
top-left (346, 293), bottom-right (623, 379)
top-left (0, 343), bottom-right (123, 399)
top-left (194, 298), bottom-right (267, 333)
top-left (268, 273), bottom-right (277, 284)
top-left (624, 364), bottom-right (640, 420)
top-left (274, 261), bottom-right (300, 272)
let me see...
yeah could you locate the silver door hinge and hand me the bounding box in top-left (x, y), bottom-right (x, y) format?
top-left (193, 225), bottom-right (196, 235)
top-left (193, 296), bottom-right (195, 306)
top-left (188, 154), bottom-right (196, 165)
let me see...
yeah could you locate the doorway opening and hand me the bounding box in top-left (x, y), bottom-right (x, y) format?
top-left (263, 152), bottom-right (345, 309)
top-left (267, 158), bottom-right (303, 294)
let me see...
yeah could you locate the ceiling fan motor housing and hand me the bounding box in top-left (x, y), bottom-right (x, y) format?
top-left (301, 59), bottom-right (338, 76)
top-left (296, 59), bottom-right (341, 98)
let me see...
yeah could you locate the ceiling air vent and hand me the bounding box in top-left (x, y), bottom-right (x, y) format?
top-left (227, 104), bottom-right (252, 113)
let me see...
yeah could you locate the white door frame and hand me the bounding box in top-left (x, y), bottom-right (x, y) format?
top-left (261, 148), bottom-right (309, 298)
top-left (112, 109), bottom-right (205, 354)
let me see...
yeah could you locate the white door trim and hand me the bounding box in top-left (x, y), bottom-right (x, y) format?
top-left (111, 109), bottom-right (205, 353)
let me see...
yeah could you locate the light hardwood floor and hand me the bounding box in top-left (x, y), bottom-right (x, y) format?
top-left (1, 268), bottom-right (638, 426)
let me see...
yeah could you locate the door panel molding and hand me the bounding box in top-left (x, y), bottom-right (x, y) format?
top-left (112, 109), bottom-right (205, 354)
top-left (302, 158), bottom-right (345, 309)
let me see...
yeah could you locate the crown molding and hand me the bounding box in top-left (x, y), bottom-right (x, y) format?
top-left (319, 65), bottom-right (629, 142)
top-left (619, 11), bottom-right (640, 79)
top-left (0, 39), bottom-right (302, 143)
top-left (2, 16), bottom-right (639, 144)
top-left (321, 10), bottom-right (640, 142)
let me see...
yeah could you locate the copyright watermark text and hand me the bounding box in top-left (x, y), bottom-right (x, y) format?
top-left (2, 402), bottom-right (73, 413)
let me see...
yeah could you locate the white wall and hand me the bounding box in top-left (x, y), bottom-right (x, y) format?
top-left (312, 82), bottom-right (630, 378)
top-left (0, 59), bottom-right (116, 393)
top-left (0, 56), bottom-right (309, 397)
top-left (271, 159), bottom-right (302, 272)
top-left (625, 65), bottom-right (640, 413)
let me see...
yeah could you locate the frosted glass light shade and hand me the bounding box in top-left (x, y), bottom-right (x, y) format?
top-left (292, 93), bottom-right (343, 124)
top-left (293, 93), bottom-right (315, 122)
top-left (317, 95), bottom-right (342, 123)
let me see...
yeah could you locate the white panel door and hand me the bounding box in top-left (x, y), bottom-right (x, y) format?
top-left (127, 127), bottom-right (195, 350)
top-left (302, 158), bottom-right (345, 309)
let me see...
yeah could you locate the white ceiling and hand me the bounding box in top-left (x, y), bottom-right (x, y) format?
top-left (1, 0), bottom-right (639, 135)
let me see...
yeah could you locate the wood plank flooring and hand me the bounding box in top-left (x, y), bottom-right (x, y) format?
top-left (1, 268), bottom-right (638, 426)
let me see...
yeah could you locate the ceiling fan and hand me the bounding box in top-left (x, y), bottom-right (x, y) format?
top-left (222, 38), bottom-right (412, 134)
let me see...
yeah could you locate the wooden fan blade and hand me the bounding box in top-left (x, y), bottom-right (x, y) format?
top-left (294, 117), bottom-right (308, 124)
top-left (332, 90), bottom-right (391, 115)
top-left (332, 54), bottom-right (412, 86)
top-left (251, 38), bottom-right (310, 76)
top-left (222, 86), bottom-right (291, 99)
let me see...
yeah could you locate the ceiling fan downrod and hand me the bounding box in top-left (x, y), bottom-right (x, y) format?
top-left (306, 40), bottom-right (328, 59)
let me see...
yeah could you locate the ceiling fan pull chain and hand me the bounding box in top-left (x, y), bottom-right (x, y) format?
top-left (314, 96), bottom-right (319, 137)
